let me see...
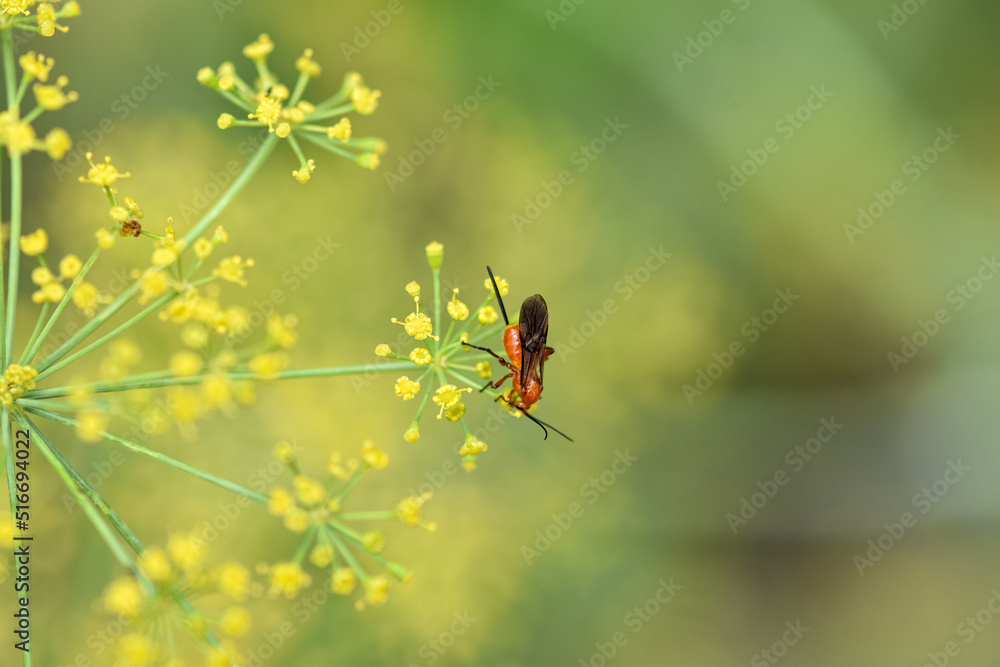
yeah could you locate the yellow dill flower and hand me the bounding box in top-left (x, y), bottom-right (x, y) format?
top-left (44, 127), bottom-right (71, 159)
top-left (109, 205), bottom-right (128, 222)
top-left (71, 281), bottom-right (111, 318)
top-left (397, 493), bottom-right (436, 531)
top-left (391, 309), bottom-right (435, 340)
top-left (293, 475), bottom-right (326, 506)
top-left (486, 274), bottom-right (509, 297)
top-left (79, 153), bottom-right (130, 186)
top-left (58, 253), bottom-right (81, 279)
top-left (249, 352), bottom-right (288, 376)
top-left (330, 568), bottom-right (356, 595)
top-left (140, 547), bottom-right (173, 583)
top-left (355, 152), bottom-right (379, 170)
top-left (193, 237), bottom-right (214, 259)
top-left (283, 507), bottom-right (310, 533)
top-left (361, 439), bottom-right (388, 469)
top-left (356, 575), bottom-right (389, 611)
top-left (219, 606), bottom-right (252, 638)
top-left (169, 351), bottom-right (203, 377)
top-left (425, 241), bottom-right (444, 269)
top-left (447, 289), bottom-right (469, 320)
top-left (443, 403), bottom-right (466, 423)
top-left (460, 434), bottom-right (488, 456)
top-left (0, 522), bottom-right (13, 549)
top-left (213, 255), bottom-right (254, 286)
top-left (95, 227), bottom-right (116, 249)
top-left (327, 118), bottom-right (350, 141)
top-left (125, 196), bottom-right (143, 218)
top-left (1, 114), bottom-right (35, 156)
top-left (309, 544), bottom-right (334, 568)
top-left (33, 75), bottom-right (78, 110)
top-left (433, 384), bottom-right (473, 419)
top-left (37, 1), bottom-right (71, 36)
top-left (116, 633), bottom-right (159, 666)
top-left (74, 410), bottom-right (106, 440)
top-left (374, 343), bottom-right (391, 358)
top-left (19, 52), bottom-right (54, 81)
top-left (216, 562), bottom-right (251, 601)
top-left (362, 531), bottom-right (385, 553)
top-left (1, 1), bottom-right (28, 17)
top-left (30, 266), bottom-right (54, 285)
top-left (110, 339), bottom-right (142, 366)
top-left (31, 280), bottom-right (64, 304)
top-left (274, 441), bottom-right (296, 464)
top-left (478, 305), bottom-right (499, 325)
top-left (405, 281), bottom-right (420, 298)
top-left (250, 93), bottom-right (282, 132)
top-left (137, 270), bottom-right (170, 305)
top-left (409, 347), bottom-right (431, 366)
top-left (265, 561), bottom-right (312, 599)
top-left (181, 323), bottom-right (208, 349)
top-left (393, 376), bottom-right (420, 401)
top-left (151, 245), bottom-right (178, 267)
top-left (476, 361), bottom-right (493, 380)
top-left (351, 85), bottom-right (381, 115)
top-left (167, 532), bottom-right (207, 572)
top-left (295, 48), bottom-right (321, 77)
top-left (19, 228), bottom-right (48, 255)
top-left (217, 112), bottom-right (236, 129)
top-left (403, 422), bottom-right (420, 443)
top-left (201, 374), bottom-right (233, 408)
top-left (243, 33), bottom-right (274, 62)
top-left (275, 122), bottom-right (291, 138)
top-left (267, 313), bottom-right (298, 348)
top-left (268, 487), bottom-right (294, 516)
top-left (328, 452), bottom-right (358, 479)
top-left (292, 159), bottom-right (315, 183)
top-left (102, 577), bottom-right (146, 618)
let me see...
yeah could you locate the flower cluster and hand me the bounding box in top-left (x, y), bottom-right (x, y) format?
top-left (0, 0), bottom-right (79, 37)
top-left (101, 531), bottom-right (256, 666)
top-left (265, 440), bottom-right (434, 610)
top-left (0, 47), bottom-right (77, 158)
top-left (198, 33), bottom-right (386, 182)
top-left (376, 242), bottom-right (517, 470)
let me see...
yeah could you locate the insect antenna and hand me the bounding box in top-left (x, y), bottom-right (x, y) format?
top-left (486, 265), bottom-right (509, 326)
top-left (516, 406), bottom-right (574, 442)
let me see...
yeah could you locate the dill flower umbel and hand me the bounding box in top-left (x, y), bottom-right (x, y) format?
top-left (376, 241), bottom-right (523, 470)
top-left (264, 439), bottom-right (432, 610)
top-left (199, 34), bottom-right (387, 182)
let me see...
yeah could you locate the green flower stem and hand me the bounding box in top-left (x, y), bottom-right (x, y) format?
top-left (411, 373), bottom-right (435, 422)
top-left (306, 104), bottom-right (355, 121)
top-left (182, 131), bottom-right (280, 247)
top-left (34, 290), bottom-right (178, 381)
top-left (446, 369), bottom-right (488, 394)
top-left (2, 28), bottom-right (21, 369)
top-left (17, 398), bottom-right (113, 412)
top-left (327, 530), bottom-right (368, 579)
top-left (20, 105), bottom-right (41, 125)
top-left (432, 268), bottom-right (442, 355)
top-left (18, 302), bottom-right (50, 365)
top-left (22, 247), bottom-right (102, 366)
top-left (219, 88), bottom-right (253, 111)
top-left (286, 132), bottom-right (308, 166)
top-left (25, 361), bottom-right (415, 399)
top-left (0, 148), bottom-right (6, 369)
top-left (25, 406), bottom-right (269, 504)
top-left (329, 519), bottom-right (407, 579)
top-left (289, 72), bottom-right (309, 107)
top-left (337, 511), bottom-right (397, 521)
top-left (292, 524), bottom-right (319, 565)
top-left (1, 408), bottom-right (17, 536)
top-left (332, 465), bottom-right (367, 502)
top-left (297, 131), bottom-right (358, 161)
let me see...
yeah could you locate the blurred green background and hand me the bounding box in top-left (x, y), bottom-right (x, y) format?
top-left (2, 0), bottom-right (1000, 665)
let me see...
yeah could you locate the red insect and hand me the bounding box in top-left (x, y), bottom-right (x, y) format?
top-left (464, 266), bottom-right (572, 441)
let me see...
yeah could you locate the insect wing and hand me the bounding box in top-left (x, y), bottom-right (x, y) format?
top-left (517, 294), bottom-right (549, 389)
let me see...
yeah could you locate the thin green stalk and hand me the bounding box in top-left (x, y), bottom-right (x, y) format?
top-left (332, 466), bottom-right (366, 502)
top-left (297, 131), bottom-right (358, 161)
top-left (292, 524), bottom-right (318, 564)
top-left (18, 302), bottom-right (50, 365)
top-left (2, 29), bottom-right (20, 369)
top-left (25, 406), bottom-right (269, 504)
top-left (327, 530), bottom-right (367, 578)
top-left (25, 361), bottom-right (415, 399)
top-left (34, 290), bottom-right (177, 381)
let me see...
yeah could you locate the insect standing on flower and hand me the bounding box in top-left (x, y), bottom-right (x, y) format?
top-left (463, 267), bottom-right (573, 441)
